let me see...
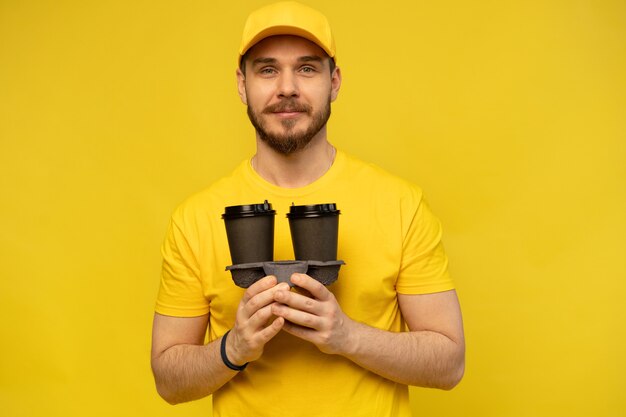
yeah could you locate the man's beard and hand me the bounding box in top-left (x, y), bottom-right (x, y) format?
top-left (247, 97), bottom-right (331, 155)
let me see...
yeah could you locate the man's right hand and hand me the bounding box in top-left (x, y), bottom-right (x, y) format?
top-left (225, 275), bottom-right (288, 366)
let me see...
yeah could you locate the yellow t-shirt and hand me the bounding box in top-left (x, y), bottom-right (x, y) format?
top-left (156, 150), bottom-right (454, 417)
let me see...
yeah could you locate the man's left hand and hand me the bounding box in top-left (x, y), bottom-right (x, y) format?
top-left (271, 273), bottom-right (354, 355)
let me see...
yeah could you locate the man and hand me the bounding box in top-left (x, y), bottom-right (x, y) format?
top-left (151, 2), bottom-right (464, 416)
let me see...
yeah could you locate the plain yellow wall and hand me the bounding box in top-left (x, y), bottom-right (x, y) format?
top-left (1, 1), bottom-right (624, 416)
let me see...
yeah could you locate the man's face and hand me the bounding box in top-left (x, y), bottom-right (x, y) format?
top-left (237, 35), bottom-right (341, 155)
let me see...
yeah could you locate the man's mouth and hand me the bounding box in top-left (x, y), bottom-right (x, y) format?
top-left (272, 110), bottom-right (304, 117)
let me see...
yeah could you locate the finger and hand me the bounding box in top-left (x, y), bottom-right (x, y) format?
top-left (281, 319), bottom-right (315, 340)
top-left (290, 273), bottom-right (331, 301)
top-left (258, 316), bottom-right (285, 343)
top-left (242, 275), bottom-right (278, 303)
top-left (244, 303), bottom-right (273, 329)
top-left (274, 287), bottom-right (318, 314)
top-left (272, 303), bottom-right (321, 330)
top-left (242, 282), bottom-right (290, 318)
top-left (230, 314), bottom-right (285, 364)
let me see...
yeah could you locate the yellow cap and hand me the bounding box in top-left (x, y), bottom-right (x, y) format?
top-left (238, 1), bottom-right (336, 66)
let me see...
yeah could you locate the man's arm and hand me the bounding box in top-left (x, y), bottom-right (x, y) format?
top-left (271, 273), bottom-right (465, 389)
top-left (151, 313), bottom-right (229, 404)
top-left (151, 276), bottom-right (289, 404)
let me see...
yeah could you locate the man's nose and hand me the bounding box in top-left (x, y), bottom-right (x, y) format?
top-left (277, 71), bottom-right (299, 98)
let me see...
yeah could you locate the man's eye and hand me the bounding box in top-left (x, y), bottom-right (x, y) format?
top-left (300, 66), bottom-right (316, 73)
top-left (260, 68), bottom-right (276, 74)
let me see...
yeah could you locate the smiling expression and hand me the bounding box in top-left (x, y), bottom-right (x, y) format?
top-left (237, 35), bottom-right (341, 155)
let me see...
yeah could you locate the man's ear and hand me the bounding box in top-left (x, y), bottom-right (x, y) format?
top-left (330, 66), bottom-right (342, 102)
top-left (236, 68), bottom-right (247, 105)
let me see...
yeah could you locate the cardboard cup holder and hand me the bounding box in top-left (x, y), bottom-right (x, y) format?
top-left (226, 260), bottom-right (345, 288)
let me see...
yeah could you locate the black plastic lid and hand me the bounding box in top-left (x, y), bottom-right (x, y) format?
top-left (222, 200), bottom-right (276, 219)
top-left (287, 203), bottom-right (340, 219)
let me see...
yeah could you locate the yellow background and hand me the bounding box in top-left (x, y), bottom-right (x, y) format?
top-left (1, 0), bottom-right (625, 416)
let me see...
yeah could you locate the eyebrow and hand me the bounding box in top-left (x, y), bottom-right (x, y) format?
top-left (251, 57), bottom-right (278, 66)
top-left (298, 55), bottom-right (324, 63)
top-left (251, 55), bottom-right (324, 67)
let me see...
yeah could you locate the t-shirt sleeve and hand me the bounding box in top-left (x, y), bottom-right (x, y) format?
top-left (395, 191), bottom-right (455, 295)
top-left (155, 216), bottom-right (210, 317)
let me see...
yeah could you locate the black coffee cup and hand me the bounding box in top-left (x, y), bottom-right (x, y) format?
top-left (287, 203), bottom-right (340, 261)
top-left (222, 200), bottom-right (276, 265)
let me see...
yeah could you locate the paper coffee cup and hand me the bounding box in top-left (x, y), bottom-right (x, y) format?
top-left (287, 203), bottom-right (340, 261)
top-left (222, 200), bottom-right (276, 264)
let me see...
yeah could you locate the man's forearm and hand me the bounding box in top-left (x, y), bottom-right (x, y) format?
top-left (272, 275), bottom-right (465, 389)
top-left (151, 278), bottom-right (289, 405)
top-left (343, 321), bottom-right (465, 389)
top-left (152, 337), bottom-right (237, 404)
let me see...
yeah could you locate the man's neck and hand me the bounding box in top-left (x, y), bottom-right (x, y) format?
top-left (252, 134), bottom-right (336, 188)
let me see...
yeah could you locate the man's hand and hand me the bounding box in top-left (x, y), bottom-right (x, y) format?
top-left (227, 275), bottom-right (288, 365)
top-left (271, 273), bottom-right (354, 355)
top-left (270, 274), bottom-right (464, 389)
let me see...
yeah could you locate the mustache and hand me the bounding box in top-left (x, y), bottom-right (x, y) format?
top-left (263, 100), bottom-right (312, 114)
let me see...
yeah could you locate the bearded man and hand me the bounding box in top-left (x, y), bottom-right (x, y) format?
top-left (151, 2), bottom-right (465, 416)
